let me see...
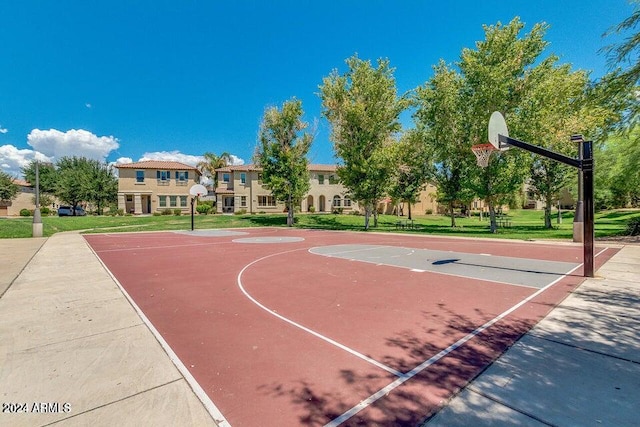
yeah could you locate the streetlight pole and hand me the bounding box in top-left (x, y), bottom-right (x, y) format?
top-left (32, 160), bottom-right (43, 237)
top-left (573, 135), bottom-right (584, 243)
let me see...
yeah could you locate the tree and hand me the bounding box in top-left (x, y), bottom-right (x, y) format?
top-left (22, 161), bottom-right (58, 194)
top-left (197, 152), bottom-right (232, 189)
top-left (513, 60), bottom-right (600, 228)
top-left (0, 171), bottom-right (19, 202)
top-left (414, 61), bottom-right (475, 227)
top-left (319, 55), bottom-right (407, 229)
top-left (84, 159), bottom-right (118, 215)
top-left (55, 157), bottom-right (90, 214)
top-left (459, 18), bottom-right (547, 233)
top-left (254, 98), bottom-right (313, 227)
top-left (386, 131), bottom-right (432, 220)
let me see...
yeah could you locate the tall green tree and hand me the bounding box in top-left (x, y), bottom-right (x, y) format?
top-left (414, 61), bottom-right (475, 227)
top-left (22, 161), bottom-right (58, 194)
top-left (197, 152), bottom-right (232, 188)
top-left (319, 55), bottom-right (407, 229)
top-left (0, 171), bottom-right (19, 202)
top-left (387, 131), bottom-right (432, 221)
top-left (254, 98), bottom-right (313, 227)
top-left (84, 159), bottom-right (118, 215)
top-left (513, 60), bottom-right (604, 228)
top-left (55, 157), bottom-right (90, 213)
top-left (460, 18), bottom-right (547, 232)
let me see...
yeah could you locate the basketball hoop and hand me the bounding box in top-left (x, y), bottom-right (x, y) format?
top-left (471, 143), bottom-right (496, 168)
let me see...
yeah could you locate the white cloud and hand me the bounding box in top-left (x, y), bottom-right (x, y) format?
top-left (114, 157), bottom-right (133, 165)
top-left (27, 128), bottom-right (119, 162)
top-left (0, 145), bottom-right (52, 178)
top-left (139, 151), bottom-right (203, 167)
top-left (0, 127), bottom-right (8, 134)
top-left (228, 154), bottom-right (245, 166)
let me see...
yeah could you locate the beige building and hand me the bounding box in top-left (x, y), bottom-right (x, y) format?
top-left (214, 164), bottom-right (358, 214)
top-left (0, 179), bottom-right (37, 216)
top-left (116, 161), bottom-right (202, 214)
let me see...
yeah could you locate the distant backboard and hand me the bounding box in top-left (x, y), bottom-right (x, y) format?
top-left (488, 111), bottom-right (509, 151)
top-left (189, 184), bottom-right (208, 197)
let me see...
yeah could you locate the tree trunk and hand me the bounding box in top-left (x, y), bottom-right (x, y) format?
top-left (373, 206), bottom-right (379, 228)
top-left (364, 205), bottom-right (371, 230)
top-left (287, 193), bottom-right (294, 227)
top-left (449, 202), bottom-right (456, 227)
top-left (407, 202), bottom-right (412, 221)
top-left (489, 202), bottom-right (497, 233)
top-left (544, 195), bottom-right (552, 229)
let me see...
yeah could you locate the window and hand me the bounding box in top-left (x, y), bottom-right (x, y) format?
top-left (318, 174), bottom-right (324, 184)
top-left (223, 173), bottom-right (230, 183)
top-left (159, 196), bottom-right (166, 207)
top-left (169, 196), bottom-right (177, 207)
top-left (329, 175), bottom-right (338, 184)
top-left (257, 173), bottom-right (263, 184)
top-left (240, 196), bottom-right (247, 207)
top-left (344, 197), bottom-right (351, 207)
top-left (157, 170), bottom-right (171, 182)
top-left (180, 196), bottom-right (187, 207)
top-left (126, 195), bottom-right (133, 202)
top-left (333, 195), bottom-right (341, 207)
top-left (240, 173), bottom-right (246, 184)
top-left (257, 195), bottom-right (276, 207)
top-left (176, 171), bottom-right (189, 182)
top-left (136, 170), bottom-right (144, 183)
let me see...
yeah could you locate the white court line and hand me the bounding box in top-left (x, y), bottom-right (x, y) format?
top-left (237, 248), bottom-right (405, 378)
top-left (324, 247), bottom-right (610, 426)
top-left (95, 241), bottom-right (233, 253)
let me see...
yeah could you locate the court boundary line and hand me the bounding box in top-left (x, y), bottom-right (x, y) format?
top-left (85, 238), bottom-right (232, 427)
top-left (324, 247), bottom-right (610, 426)
top-left (237, 247), bottom-right (405, 378)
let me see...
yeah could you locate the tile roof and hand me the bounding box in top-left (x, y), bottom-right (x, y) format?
top-left (12, 179), bottom-right (31, 187)
top-left (116, 160), bottom-right (201, 173)
top-left (215, 164), bottom-right (338, 172)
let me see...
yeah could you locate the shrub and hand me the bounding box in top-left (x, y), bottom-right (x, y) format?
top-left (234, 209), bottom-right (247, 215)
top-left (117, 209), bottom-right (125, 216)
top-left (425, 209), bottom-right (433, 215)
top-left (20, 208), bottom-right (32, 217)
top-left (173, 209), bottom-right (182, 216)
top-left (196, 204), bottom-right (211, 215)
top-left (308, 206), bottom-right (315, 213)
top-left (152, 212), bottom-right (162, 216)
top-left (627, 217), bottom-right (640, 236)
top-left (161, 209), bottom-right (173, 216)
top-left (40, 207), bottom-right (50, 215)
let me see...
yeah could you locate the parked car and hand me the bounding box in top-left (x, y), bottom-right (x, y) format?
top-left (57, 206), bottom-right (87, 216)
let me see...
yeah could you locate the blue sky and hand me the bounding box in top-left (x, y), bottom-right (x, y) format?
top-left (0, 1), bottom-right (634, 178)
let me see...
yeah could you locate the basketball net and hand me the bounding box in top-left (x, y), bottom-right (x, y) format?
top-left (471, 143), bottom-right (496, 168)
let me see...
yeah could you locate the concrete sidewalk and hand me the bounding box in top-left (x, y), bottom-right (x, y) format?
top-left (0, 233), bottom-right (220, 427)
top-left (1, 233), bottom-right (638, 426)
top-left (426, 245), bottom-right (640, 426)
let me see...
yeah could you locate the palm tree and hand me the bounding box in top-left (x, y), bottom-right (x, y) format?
top-left (197, 152), bottom-right (232, 189)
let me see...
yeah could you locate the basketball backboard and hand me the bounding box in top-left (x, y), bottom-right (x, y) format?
top-left (488, 111), bottom-right (509, 151)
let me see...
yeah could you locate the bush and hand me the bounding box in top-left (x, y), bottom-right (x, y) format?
top-left (627, 217), bottom-right (640, 236)
top-left (308, 206), bottom-right (315, 213)
top-left (20, 208), bottom-right (32, 217)
top-left (40, 207), bottom-right (50, 215)
top-left (161, 209), bottom-right (173, 216)
top-left (173, 209), bottom-right (182, 216)
top-left (196, 204), bottom-right (211, 215)
top-left (425, 209), bottom-right (433, 215)
top-left (234, 209), bottom-right (247, 215)
top-left (332, 208), bottom-right (344, 214)
top-left (117, 209), bottom-right (125, 216)
top-left (152, 212), bottom-right (162, 216)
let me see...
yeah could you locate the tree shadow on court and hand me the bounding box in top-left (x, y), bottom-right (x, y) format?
top-left (257, 306), bottom-right (541, 426)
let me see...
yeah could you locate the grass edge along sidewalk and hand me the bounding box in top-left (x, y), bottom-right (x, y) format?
top-left (1, 209), bottom-right (639, 240)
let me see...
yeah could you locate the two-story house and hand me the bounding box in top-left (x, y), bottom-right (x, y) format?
top-left (116, 160), bottom-right (201, 214)
top-left (214, 164), bottom-right (358, 214)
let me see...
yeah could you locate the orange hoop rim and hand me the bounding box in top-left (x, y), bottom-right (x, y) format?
top-left (471, 143), bottom-right (496, 168)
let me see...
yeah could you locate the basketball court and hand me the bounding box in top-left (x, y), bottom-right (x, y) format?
top-left (84, 228), bottom-right (617, 426)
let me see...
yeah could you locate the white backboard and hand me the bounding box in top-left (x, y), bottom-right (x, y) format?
top-left (488, 111), bottom-right (509, 151)
top-left (189, 184), bottom-right (208, 197)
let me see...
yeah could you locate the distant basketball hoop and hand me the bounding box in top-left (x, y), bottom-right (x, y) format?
top-left (471, 143), bottom-right (496, 168)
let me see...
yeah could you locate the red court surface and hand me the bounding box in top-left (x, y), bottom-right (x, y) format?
top-left (84, 228), bottom-right (617, 426)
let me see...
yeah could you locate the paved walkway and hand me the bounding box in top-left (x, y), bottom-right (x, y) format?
top-left (1, 233), bottom-right (638, 426)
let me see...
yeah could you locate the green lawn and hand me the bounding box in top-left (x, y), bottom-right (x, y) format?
top-left (1, 209), bottom-right (638, 240)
